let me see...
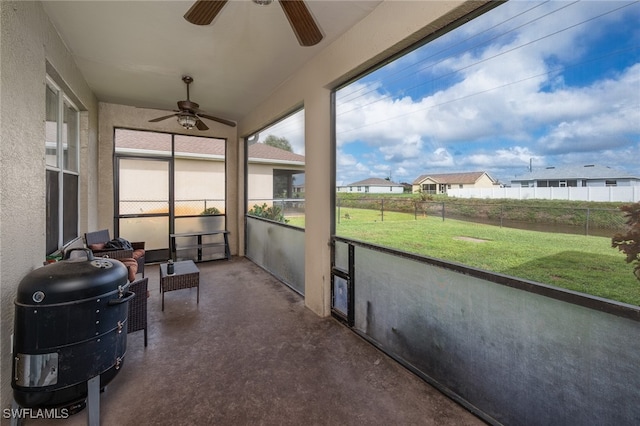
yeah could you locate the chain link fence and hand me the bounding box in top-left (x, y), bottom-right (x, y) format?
top-left (122, 197), bottom-right (628, 236)
top-left (337, 198), bottom-right (628, 237)
top-left (119, 199), bottom-right (225, 216)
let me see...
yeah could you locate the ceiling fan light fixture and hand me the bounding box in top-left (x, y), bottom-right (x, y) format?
top-left (253, 0), bottom-right (273, 6)
top-left (177, 113), bottom-right (197, 130)
top-left (149, 76), bottom-right (236, 129)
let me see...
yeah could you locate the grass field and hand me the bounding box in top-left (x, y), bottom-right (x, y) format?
top-left (286, 208), bottom-right (640, 306)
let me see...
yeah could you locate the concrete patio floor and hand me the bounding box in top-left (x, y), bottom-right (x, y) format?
top-left (25, 257), bottom-right (484, 426)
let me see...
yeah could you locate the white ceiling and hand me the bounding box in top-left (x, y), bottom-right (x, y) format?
top-left (42, 0), bottom-right (382, 124)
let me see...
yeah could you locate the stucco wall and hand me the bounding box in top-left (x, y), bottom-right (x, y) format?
top-left (473, 174), bottom-right (496, 188)
top-left (0, 0), bottom-right (98, 410)
top-left (247, 163), bottom-right (275, 203)
top-left (237, 0), bottom-right (490, 316)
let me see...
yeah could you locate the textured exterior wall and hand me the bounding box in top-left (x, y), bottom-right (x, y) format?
top-left (0, 0), bottom-right (98, 410)
top-left (472, 174), bottom-right (496, 188)
top-left (247, 163), bottom-right (275, 202)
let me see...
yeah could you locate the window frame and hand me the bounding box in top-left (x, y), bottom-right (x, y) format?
top-left (331, 0), bottom-right (639, 308)
top-left (45, 76), bottom-right (80, 255)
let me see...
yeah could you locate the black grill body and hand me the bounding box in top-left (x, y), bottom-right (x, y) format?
top-left (12, 249), bottom-right (131, 409)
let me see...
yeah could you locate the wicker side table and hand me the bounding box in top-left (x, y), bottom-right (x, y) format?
top-left (159, 260), bottom-right (200, 311)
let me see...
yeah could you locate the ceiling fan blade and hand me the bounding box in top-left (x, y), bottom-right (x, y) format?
top-left (184, 0), bottom-right (228, 25)
top-left (149, 113), bottom-right (178, 123)
top-left (195, 119), bottom-right (209, 131)
top-left (279, 0), bottom-right (323, 47)
top-left (197, 112), bottom-right (237, 128)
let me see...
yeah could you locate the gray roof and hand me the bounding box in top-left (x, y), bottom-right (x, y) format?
top-left (512, 164), bottom-right (639, 181)
top-left (345, 178), bottom-right (402, 187)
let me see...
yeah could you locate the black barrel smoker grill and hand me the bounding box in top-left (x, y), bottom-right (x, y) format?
top-left (11, 249), bottom-right (133, 425)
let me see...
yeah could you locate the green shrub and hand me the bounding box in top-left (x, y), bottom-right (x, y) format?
top-left (201, 207), bottom-right (221, 215)
top-left (248, 203), bottom-right (288, 223)
top-left (612, 202), bottom-right (640, 280)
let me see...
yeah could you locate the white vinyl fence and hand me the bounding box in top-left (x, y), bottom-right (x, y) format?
top-left (448, 186), bottom-right (640, 202)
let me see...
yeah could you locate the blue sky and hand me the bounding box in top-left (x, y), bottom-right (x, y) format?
top-left (332, 0), bottom-right (640, 186)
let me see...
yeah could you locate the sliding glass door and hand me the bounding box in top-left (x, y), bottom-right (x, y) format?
top-left (114, 128), bottom-right (226, 262)
top-left (116, 156), bottom-right (171, 262)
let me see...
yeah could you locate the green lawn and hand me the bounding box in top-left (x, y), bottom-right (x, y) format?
top-left (286, 208), bottom-right (640, 306)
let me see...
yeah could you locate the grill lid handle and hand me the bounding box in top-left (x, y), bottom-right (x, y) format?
top-left (107, 290), bottom-right (135, 306)
top-left (63, 248), bottom-right (95, 261)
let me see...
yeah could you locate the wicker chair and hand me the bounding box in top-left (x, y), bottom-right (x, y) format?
top-left (127, 277), bottom-right (149, 347)
top-left (85, 229), bottom-right (145, 278)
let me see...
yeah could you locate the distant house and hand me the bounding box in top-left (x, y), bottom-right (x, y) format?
top-left (412, 171), bottom-right (496, 194)
top-left (115, 130), bottom-right (305, 214)
top-left (247, 143), bottom-right (305, 199)
top-left (511, 164), bottom-right (640, 188)
top-left (337, 178), bottom-right (404, 194)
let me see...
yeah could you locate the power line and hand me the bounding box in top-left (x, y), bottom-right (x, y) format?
top-left (337, 1), bottom-right (637, 119)
top-left (336, 45), bottom-right (638, 137)
top-left (338, 0), bottom-right (566, 105)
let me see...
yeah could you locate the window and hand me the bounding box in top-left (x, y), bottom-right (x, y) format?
top-left (334, 1), bottom-right (640, 305)
top-left (422, 184), bottom-right (436, 193)
top-left (45, 77), bottom-right (79, 255)
top-left (246, 109), bottom-right (305, 227)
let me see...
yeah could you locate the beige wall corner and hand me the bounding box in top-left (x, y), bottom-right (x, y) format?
top-left (303, 88), bottom-right (332, 316)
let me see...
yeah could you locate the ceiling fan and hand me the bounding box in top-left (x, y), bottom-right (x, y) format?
top-left (149, 75), bottom-right (236, 130)
top-left (184, 0), bottom-right (323, 47)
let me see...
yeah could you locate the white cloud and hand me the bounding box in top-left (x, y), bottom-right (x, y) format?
top-left (260, 109), bottom-right (305, 154)
top-left (335, 2), bottom-right (640, 183)
top-left (337, 150), bottom-right (358, 168)
top-left (465, 146), bottom-right (540, 168)
top-left (380, 134), bottom-right (424, 161)
top-left (394, 166), bottom-right (409, 179)
top-left (429, 147), bottom-right (455, 166)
